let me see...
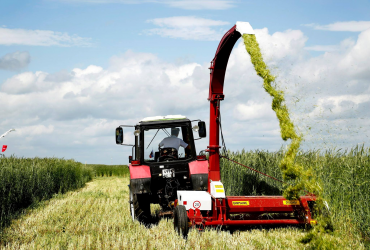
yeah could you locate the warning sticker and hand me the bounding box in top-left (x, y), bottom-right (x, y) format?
top-left (215, 185), bottom-right (223, 188)
top-left (232, 201), bottom-right (249, 206)
top-left (193, 201), bottom-right (201, 209)
top-left (283, 200), bottom-right (300, 205)
top-left (216, 189), bottom-right (225, 193)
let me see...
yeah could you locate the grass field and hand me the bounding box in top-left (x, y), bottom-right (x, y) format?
top-left (0, 177), bottom-right (366, 250)
top-left (87, 164), bottom-right (129, 177)
top-left (0, 157), bottom-right (92, 230)
top-left (0, 149), bottom-right (369, 249)
top-left (0, 158), bottom-right (129, 231)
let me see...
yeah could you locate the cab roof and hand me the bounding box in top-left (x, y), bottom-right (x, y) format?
top-left (140, 115), bottom-right (188, 123)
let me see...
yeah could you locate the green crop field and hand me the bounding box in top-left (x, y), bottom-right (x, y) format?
top-left (0, 157), bottom-right (93, 230)
top-left (87, 164), bottom-right (129, 177)
top-left (0, 150), bottom-right (369, 249)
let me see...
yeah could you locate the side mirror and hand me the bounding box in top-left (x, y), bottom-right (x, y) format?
top-left (115, 127), bottom-right (124, 144)
top-left (198, 121), bottom-right (206, 138)
top-left (128, 156), bottom-right (132, 163)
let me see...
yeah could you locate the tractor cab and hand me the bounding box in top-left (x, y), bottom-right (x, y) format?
top-left (140, 118), bottom-right (195, 163)
top-left (115, 115), bottom-right (208, 222)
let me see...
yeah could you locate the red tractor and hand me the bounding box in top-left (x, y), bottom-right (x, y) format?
top-left (117, 21), bottom-right (317, 236)
top-left (116, 115), bottom-right (209, 223)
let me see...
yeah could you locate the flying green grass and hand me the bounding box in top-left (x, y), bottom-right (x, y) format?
top-left (242, 33), bottom-right (333, 242)
top-left (242, 33), bottom-right (312, 200)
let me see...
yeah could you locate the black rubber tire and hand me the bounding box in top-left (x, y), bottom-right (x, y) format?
top-left (129, 189), bottom-right (151, 224)
top-left (174, 205), bottom-right (189, 238)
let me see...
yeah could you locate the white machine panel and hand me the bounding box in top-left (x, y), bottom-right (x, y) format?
top-left (177, 191), bottom-right (212, 211)
top-left (210, 181), bottom-right (226, 198)
top-left (236, 21), bottom-right (255, 35)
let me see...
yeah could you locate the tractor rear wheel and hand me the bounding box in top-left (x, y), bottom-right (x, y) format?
top-left (129, 188), bottom-right (151, 224)
top-left (174, 205), bottom-right (189, 238)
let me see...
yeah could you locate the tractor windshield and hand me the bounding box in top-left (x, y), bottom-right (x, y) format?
top-left (143, 125), bottom-right (194, 162)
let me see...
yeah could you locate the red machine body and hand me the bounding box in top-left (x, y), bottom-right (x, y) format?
top-left (175, 23), bottom-right (316, 233)
top-left (186, 195), bottom-right (316, 228)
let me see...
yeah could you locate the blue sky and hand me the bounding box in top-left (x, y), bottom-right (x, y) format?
top-left (1, 0), bottom-right (368, 74)
top-left (1, 0), bottom-right (370, 164)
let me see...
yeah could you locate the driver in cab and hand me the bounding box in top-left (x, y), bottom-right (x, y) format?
top-left (159, 128), bottom-right (188, 151)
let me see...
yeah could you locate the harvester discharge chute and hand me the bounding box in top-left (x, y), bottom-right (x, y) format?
top-left (173, 22), bottom-right (317, 237)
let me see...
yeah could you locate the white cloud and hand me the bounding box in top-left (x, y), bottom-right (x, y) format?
top-left (253, 28), bottom-right (308, 62)
top-left (304, 38), bottom-right (355, 52)
top-left (148, 16), bottom-right (229, 28)
top-left (293, 29), bottom-right (370, 85)
top-left (308, 95), bottom-right (370, 117)
top-left (1, 27), bottom-right (370, 163)
top-left (162, 0), bottom-right (234, 10)
top-left (0, 51), bottom-right (31, 71)
top-left (145, 16), bottom-right (229, 41)
top-left (305, 21), bottom-right (370, 32)
top-left (0, 27), bottom-right (91, 46)
top-left (17, 125), bottom-right (54, 136)
top-left (277, 29), bottom-right (370, 148)
top-left (1, 71), bottom-right (53, 94)
top-left (304, 45), bottom-right (340, 52)
top-left (57, 0), bottom-right (234, 10)
top-left (234, 101), bottom-right (275, 121)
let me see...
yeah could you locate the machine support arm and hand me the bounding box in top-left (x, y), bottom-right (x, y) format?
top-left (207, 22), bottom-right (254, 191)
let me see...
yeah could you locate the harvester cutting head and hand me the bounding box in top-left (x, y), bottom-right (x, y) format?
top-left (173, 22), bottom-right (317, 237)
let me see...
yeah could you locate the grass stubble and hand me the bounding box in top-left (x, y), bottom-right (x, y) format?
top-left (1, 177), bottom-right (364, 250)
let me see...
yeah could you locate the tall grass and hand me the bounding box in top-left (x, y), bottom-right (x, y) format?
top-left (221, 149), bottom-right (284, 196)
top-left (220, 146), bottom-right (370, 242)
top-left (87, 164), bottom-right (129, 177)
top-left (0, 157), bottom-right (93, 229)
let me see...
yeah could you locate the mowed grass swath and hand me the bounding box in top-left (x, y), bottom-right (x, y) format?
top-left (0, 157), bottom-right (93, 229)
top-left (220, 146), bottom-right (370, 244)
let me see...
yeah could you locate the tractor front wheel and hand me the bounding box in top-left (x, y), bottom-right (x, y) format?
top-left (174, 205), bottom-right (189, 238)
